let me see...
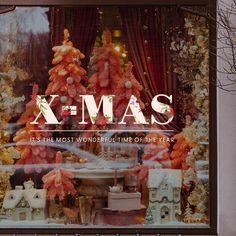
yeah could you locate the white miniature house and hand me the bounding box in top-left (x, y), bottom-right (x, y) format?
top-left (147, 169), bottom-right (182, 224)
top-left (2, 180), bottom-right (47, 221)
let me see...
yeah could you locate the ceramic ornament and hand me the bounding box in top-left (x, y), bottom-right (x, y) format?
top-left (146, 168), bottom-right (182, 224)
top-left (60, 95), bottom-right (68, 103)
top-left (66, 76), bottom-right (74, 84)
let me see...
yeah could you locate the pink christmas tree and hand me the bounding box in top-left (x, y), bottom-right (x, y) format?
top-left (14, 84), bottom-right (54, 173)
top-left (45, 29), bottom-right (87, 128)
top-left (42, 151), bottom-right (76, 201)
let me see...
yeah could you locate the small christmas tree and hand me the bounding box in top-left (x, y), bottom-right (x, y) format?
top-left (145, 207), bottom-right (154, 225)
top-left (45, 29), bottom-right (87, 128)
top-left (183, 202), bottom-right (194, 223)
top-left (42, 151), bottom-right (77, 201)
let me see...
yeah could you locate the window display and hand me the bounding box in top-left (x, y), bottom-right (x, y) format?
top-left (0, 2), bottom-right (217, 235)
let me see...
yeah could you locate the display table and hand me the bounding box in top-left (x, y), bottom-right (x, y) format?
top-left (74, 168), bottom-right (126, 223)
top-left (75, 168), bottom-right (126, 200)
top-left (94, 206), bottom-right (146, 226)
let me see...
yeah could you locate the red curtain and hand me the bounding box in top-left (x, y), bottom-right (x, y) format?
top-left (119, 7), bottom-right (182, 131)
top-left (49, 7), bottom-right (98, 68)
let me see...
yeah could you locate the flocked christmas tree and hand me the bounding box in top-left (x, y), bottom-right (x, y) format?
top-left (170, 132), bottom-right (192, 170)
top-left (88, 29), bottom-right (123, 98)
top-left (88, 29), bottom-right (146, 126)
top-left (42, 151), bottom-right (76, 201)
top-left (14, 28), bottom-right (88, 173)
top-left (114, 61), bottom-right (145, 122)
top-left (14, 84), bottom-right (55, 173)
top-left (87, 29), bottom-right (124, 126)
top-left (45, 29), bottom-right (87, 129)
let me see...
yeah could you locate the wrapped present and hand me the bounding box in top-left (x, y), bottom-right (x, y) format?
top-left (108, 192), bottom-right (141, 211)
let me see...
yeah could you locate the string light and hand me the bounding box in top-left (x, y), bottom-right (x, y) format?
top-left (114, 45), bottom-right (121, 52)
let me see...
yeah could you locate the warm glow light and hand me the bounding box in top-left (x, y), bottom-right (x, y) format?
top-left (114, 46), bottom-right (121, 52)
top-left (113, 30), bottom-right (121, 37)
top-left (122, 53), bottom-right (127, 58)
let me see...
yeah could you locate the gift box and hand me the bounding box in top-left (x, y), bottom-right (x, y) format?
top-left (108, 192), bottom-right (141, 211)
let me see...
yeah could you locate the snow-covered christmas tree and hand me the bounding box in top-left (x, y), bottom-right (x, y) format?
top-left (145, 207), bottom-right (154, 225)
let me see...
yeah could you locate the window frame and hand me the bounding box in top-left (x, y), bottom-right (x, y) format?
top-left (0, 0), bottom-right (217, 235)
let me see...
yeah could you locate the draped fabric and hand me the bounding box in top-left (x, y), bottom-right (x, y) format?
top-left (119, 7), bottom-right (182, 131)
top-left (49, 7), bottom-right (98, 68)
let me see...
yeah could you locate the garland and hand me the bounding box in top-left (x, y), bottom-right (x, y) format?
top-left (170, 13), bottom-right (209, 223)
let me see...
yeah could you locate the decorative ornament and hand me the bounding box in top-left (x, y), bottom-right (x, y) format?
top-left (66, 77), bottom-right (74, 84)
top-left (60, 96), bottom-right (68, 103)
top-left (124, 80), bottom-right (132, 89)
top-left (104, 62), bottom-right (109, 70)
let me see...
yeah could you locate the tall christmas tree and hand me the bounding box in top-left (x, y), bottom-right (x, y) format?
top-left (88, 29), bottom-right (124, 98)
top-left (14, 29), bottom-right (88, 172)
top-left (114, 61), bottom-right (145, 120)
top-left (45, 29), bottom-right (87, 128)
top-left (87, 29), bottom-right (125, 126)
top-left (88, 30), bottom-right (146, 126)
